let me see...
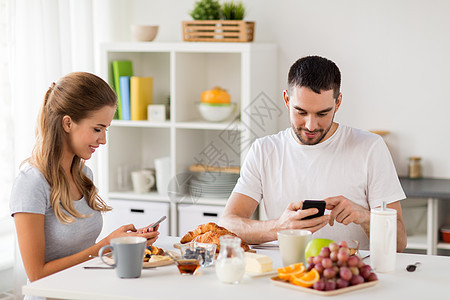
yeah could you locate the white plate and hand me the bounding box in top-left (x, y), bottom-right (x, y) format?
top-left (246, 269), bottom-right (278, 278)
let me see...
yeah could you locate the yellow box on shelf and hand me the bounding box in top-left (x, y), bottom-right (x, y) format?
top-left (131, 76), bottom-right (153, 120)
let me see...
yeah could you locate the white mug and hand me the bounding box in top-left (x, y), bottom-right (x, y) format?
top-left (370, 207), bottom-right (397, 272)
top-left (131, 170), bottom-right (155, 193)
top-left (277, 229), bottom-right (312, 266)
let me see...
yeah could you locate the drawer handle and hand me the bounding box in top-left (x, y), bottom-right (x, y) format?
top-left (130, 209), bottom-right (145, 213)
top-left (203, 212), bottom-right (218, 217)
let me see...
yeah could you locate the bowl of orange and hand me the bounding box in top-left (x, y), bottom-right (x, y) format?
top-left (198, 86), bottom-right (236, 122)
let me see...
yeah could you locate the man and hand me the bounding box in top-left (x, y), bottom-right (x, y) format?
top-left (219, 56), bottom-right (407, 251)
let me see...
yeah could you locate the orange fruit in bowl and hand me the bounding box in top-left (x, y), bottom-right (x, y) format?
top-left (201, 87), bottom-right (231, 104)
top-left (290, 268), bottom-right (320, 288)
top-left (277, 263), bottom-right (305, 281)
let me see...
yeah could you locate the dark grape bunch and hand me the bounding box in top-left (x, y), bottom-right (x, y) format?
top-left (306, 241), bottom-right (378, 291)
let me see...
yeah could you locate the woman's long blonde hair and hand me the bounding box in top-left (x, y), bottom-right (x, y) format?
top-left (27, 72), bottom-right (117, 224)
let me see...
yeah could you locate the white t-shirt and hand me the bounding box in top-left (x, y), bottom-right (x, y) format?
top-left (232, 124), bottom-right (405, 249)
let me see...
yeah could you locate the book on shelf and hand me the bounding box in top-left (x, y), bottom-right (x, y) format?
top-left (119, 76), bottom-right (131, 120)
top-left (112, 60), bottom-right (133, 120)
top-left (130, 76), bottom-right (153, 120)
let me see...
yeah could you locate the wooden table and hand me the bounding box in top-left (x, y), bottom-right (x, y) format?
top-left (23, 236), bottom-right (450, 300)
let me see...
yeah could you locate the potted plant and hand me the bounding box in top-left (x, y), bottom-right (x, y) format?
top-left (222, 1), bottom-right (246, 20)
top-left (182, 0), bottom-right (254, 42)
top-left (190, 0), bottom-right (222, 20)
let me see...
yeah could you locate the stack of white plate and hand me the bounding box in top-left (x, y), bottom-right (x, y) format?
top-left (189, 171), bottom-right (239, 199)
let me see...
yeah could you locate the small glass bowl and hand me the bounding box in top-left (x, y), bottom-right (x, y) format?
top-left (179, 242), bottom-right (217, 267)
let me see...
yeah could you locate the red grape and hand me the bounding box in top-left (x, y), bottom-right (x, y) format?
top-left (339, 241), bottom-right (348, 248)
top-left (322, 258), bottom-right (333, 269)
top-left (337, 251), bottom-right (349, 263)
top-left (349, 266), bottom-right (360, 276)
top-left (313, 279), bottom-right (326, 291)
top-left (320, 247), bottom-right (331, 258)
top-left (347, 255), bottom-right (360, 267)
top-left (360, 266), bottom-right (372, 279)
top-left (336, 278), bottom-right (350, 289)
top-left (307, 256), bottom-right (314, 265)
top-left (313, 255), bottom-right (324, 264)
top-left (360, 264), bottom-right (372, 272)
top-left (330, 251), bottom-right (338, 262)
top-left (314, 262), bottom-right (324, 274)
top-left (325, 279), bottom-right (337, 291)
top-left (323, 268), bottom-right (337, 279)
top-left (367, 272), bottom-right (378, 282)
top-left (338, 246), bottom-right (349, 254)
top-left (339, 266), bottom-right (352, 281)
top-left (329, 242), bottom-right (339, 252)
top-left (350, 274), bottom-right (364, 285)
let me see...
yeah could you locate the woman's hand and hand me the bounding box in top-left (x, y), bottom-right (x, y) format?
top-left (105, 224), bottom-right (160, 246)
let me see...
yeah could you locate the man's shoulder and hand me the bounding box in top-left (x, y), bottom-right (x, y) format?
top-left (339, 125), bottom-right (383, 145)
top-left (255, 128), bottom-right (290, 146)
top-left (248, 129), bottom-right (290, 159)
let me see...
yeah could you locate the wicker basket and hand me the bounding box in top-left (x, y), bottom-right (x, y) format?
top-left (182, 20), bottom-right (255, 42)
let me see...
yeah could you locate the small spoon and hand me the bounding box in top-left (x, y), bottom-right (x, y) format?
top-left (165, 251), bottom-right (181, 265)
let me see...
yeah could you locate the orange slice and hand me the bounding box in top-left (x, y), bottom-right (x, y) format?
top-left (290, 268), bottom-right (320, 288)
top-left (277, 263), bottom-right (305, 281)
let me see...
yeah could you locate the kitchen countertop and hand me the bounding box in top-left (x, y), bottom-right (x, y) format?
top-left (400, 177), bottom-right (450, 199)
top-left (22, 236), bottom-right (450, 300)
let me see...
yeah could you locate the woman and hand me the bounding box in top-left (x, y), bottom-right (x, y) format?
top-left (10, 72), bottom-right (159, 288)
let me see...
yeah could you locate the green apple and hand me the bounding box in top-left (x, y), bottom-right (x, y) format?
top-left (304, 238), bottom-right (335, 260)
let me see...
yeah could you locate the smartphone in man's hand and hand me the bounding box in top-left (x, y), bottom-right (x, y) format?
top-left (301, 200), bottom-right (326, 220)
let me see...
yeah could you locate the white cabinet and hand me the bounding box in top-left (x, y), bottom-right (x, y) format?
top-left (178, 204), bottom-right (225, 237)
top-left (97, 42), bottom-right (278, 236)
top-left (103, 199), bottom-right (170, 236)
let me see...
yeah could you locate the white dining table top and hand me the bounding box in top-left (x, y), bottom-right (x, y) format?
top-left (23, 236), bottom-right (450, 300)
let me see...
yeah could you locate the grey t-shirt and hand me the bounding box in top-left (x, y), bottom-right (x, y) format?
top-left (10, 164), bottom-right (103, 263)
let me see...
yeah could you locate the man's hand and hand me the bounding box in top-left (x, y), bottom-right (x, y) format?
top-left (324, 196), bottom-right (370, 226)
top-left (277, 201), bottom-right (330, 233)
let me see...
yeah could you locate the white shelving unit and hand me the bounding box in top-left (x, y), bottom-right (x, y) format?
top-left (97, 42), bottom-right (278, 236)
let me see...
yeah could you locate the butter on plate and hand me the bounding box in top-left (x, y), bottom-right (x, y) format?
top-left (245, 252), bottom-right (273, 274)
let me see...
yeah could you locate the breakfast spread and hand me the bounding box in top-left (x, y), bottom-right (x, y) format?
top-left (244, 252), bottom-right (273, 274)
top-left (180, 222), bottom-right (250, 252)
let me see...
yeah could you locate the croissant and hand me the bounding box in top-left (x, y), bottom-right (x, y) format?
top-left (180, 222), bottom-right (229, 243)
top-left (180, 222), bottom-right (250, 252)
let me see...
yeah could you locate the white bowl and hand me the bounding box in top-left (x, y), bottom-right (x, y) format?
top-left (131, 25), bottom-right (159, 42)
top-left (198, 103), bottom-right (236, 122)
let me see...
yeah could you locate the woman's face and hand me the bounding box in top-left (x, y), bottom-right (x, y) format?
top-left (64, 105), bottom-right (116, 160)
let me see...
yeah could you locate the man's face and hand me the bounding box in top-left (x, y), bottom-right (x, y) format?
top-left (284, 86), bottom-right (341, 145)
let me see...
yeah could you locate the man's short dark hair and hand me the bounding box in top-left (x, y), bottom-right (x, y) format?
top-left (288, 56), bottom-right (341, 99)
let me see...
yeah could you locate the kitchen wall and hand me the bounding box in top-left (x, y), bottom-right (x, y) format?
top-left (128, 0), bottom-right (450, 179)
